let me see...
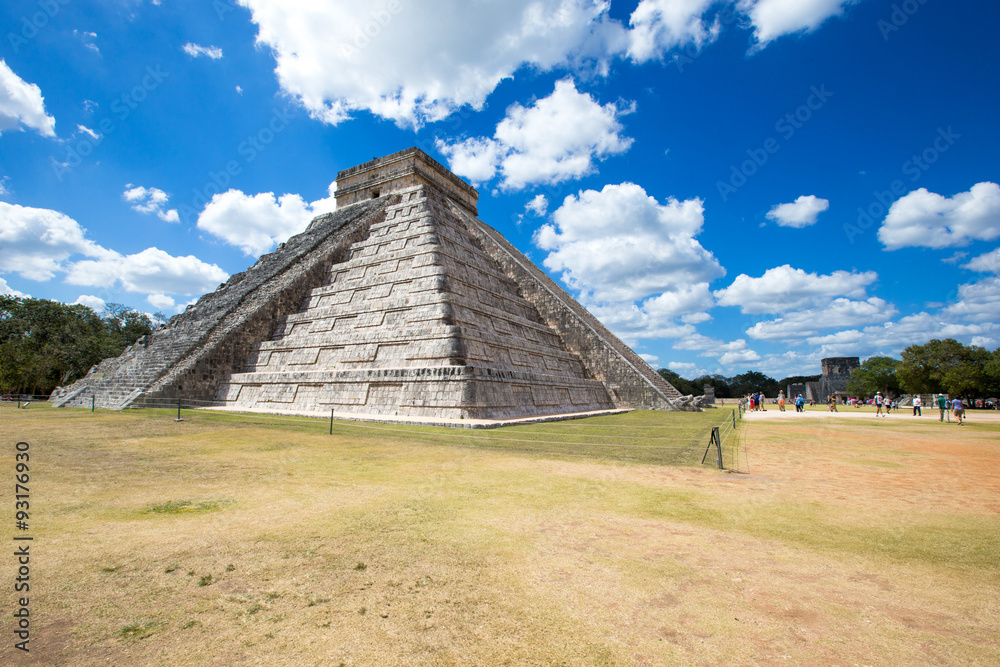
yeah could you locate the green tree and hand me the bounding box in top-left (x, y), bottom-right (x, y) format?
top-left (897, 339), bottom-right (993, 398)
top-left (0, 296), bottom-right (153, 395)
top-left (985, 348), bottom-right (1000, 397)
top-left (657, 369), bottom-right (700, 396)
top-left (847, 356), bottom-right (900, 397)
top-left (695, 374), bottom-right (733, 398)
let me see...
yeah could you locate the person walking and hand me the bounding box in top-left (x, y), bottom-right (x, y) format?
top-left (795, 394), bottom-right (804, 412)
top-left (778, 390), bottom-right (786, 412)
top-left (936, 394), bottom-right (950, 422)
top-left (875, 391), bottom-right (884, 417)
top-left (952, 397), bottom-right (965, 425)
top-left (828, 394), bottom-right (838, 412)
top-left (912, 394), bottom-right (922, 417)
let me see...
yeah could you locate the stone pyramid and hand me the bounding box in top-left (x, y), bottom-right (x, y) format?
top-left (53, 149), bottom-right (682, 421)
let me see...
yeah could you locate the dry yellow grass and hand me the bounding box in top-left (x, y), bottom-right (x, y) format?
top-left (0, 403), bottom-right (997, 665)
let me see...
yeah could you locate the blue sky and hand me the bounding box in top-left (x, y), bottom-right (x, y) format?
top-left (1, 0), bottom-right (998, 379)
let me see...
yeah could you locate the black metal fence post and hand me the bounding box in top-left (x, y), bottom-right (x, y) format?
top-left (701, 426), bottom-right (724, 470)
top-left (175, 396), bottom-right (183, 422)
top-left (92, 395), bottom-right (96, 412)
top-left (330, 408), bottom-right (334, 435)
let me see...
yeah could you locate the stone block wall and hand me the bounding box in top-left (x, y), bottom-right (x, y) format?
top-left (453, 203), bottom-right (681, 410)
top-left (217, 184), bottom-right (615, 420)
top-left (53, 198), bottom-right (389, 408)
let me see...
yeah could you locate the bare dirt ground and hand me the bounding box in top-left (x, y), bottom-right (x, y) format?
top-left (1, 405), bottom-right (997, 666)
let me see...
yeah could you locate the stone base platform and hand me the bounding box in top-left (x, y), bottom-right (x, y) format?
top-left (199, 405), bottom-right (632, 430)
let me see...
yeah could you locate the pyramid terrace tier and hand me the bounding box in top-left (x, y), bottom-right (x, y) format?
top-left (217, 366), bottom-right (614, 420)
top-left (258, 289), bottom-right (592, 376)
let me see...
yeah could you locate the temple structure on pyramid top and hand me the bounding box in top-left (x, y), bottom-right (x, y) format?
top-left (52, 148), bottom-right (685, 423)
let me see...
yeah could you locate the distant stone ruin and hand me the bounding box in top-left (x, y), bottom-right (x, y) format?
top-left (787, 356), bottom-right (860, 402)
top-left (52, 148), bottom-right (685, 422)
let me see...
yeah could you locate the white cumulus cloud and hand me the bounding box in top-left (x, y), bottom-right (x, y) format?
top-left (182, 43), bottom-right (224, 59)
top-left (0, 277), bottom-right (27, 298)
top-left (72, 294), bottom-right (106, 311)
top-left (878, 182), bottom-right (1000, 250)
top-left (719, 345), bottom-right (762, 366)
top-left (627, 0), bottom-right (720, 62)
top-left (738, 0), bottom-right (859, 48)
top-left (963, 247), bottom-right (1000, 275)
top-left (237, 0), bottom-right (620, 128)
top-left (65, 247), bottom-right (228, 296)
top-left (525, 194), bottom-right (549, 217)
top-left (667, 361), bottom-right (708, 377)
top-left (714, 265), bottom-right (877, 314)
top-left (0, 60), bottom-right (56, 137)
top-left (197, 182), bottom-right (337, 256)
top-left (0, 202), bottom-right (111, 281)
top-left (146, 293), bottom-right (176, 310)
top-left (943, 277), bottom-right (1000, 324)
top-left (236, 0), bottom-right (863, 128)
top-left (439, 78), bottom-right (633, 191)
top-left (808, 313), bottom-right (993, 359)
top-left (537, 182), bottom-right (723, 303)
top-left (0, 201), bottom-right (227, 304)
top-left (745, 297), bottom-right (896, 341)
top-left (765, 194), bottom-right (829, 228)
top-left (123, 184), bottom-right (180, 223)
top-left (437, 137), bottom-right (502, 184)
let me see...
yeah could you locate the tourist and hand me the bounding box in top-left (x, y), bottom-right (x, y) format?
top-left (828, 395), bottom-right (838, 412)
top-left (778, 391), bottom-right (786, 412)
top-left (748, 393), bottom-right (755, 411)
top-left (912, 394), bottom-right (922, 417)
top-left (795, 394), bottom-right (805, 412)
top-left (952, 397), bottom-right (965, 426)
top-left (874, 391), bottom-right (885, 417)
top-left (936, 394), bottom-right (950, 422)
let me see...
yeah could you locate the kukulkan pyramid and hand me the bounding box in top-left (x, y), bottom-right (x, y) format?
top-left (52, 149), bottom-right (685, 422)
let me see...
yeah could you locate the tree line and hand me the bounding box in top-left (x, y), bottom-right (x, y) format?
top-left (845, 339), bottom-right (1000, 399)
top-left (0, 296), bottom-right (157, 396)
top-left (660, 339), bottom-right (1000, 401)
top-left (656, 368), bottom-right (819, 399)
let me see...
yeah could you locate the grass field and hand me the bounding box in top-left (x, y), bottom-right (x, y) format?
top-left (1, 402), bottom-right (997, 666)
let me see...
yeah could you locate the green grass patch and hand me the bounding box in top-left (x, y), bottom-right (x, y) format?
top-left (120, 621), bottom-right (161, 640)
top-left (140, 499), bottom-right (231, 515)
